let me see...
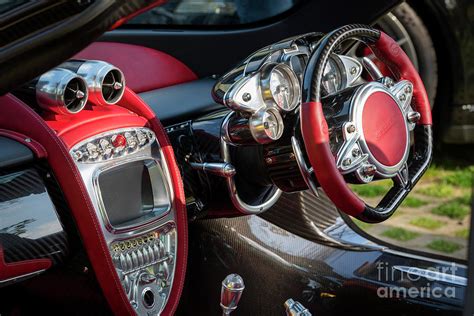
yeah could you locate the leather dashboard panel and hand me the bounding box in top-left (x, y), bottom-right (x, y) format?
top-left (75, 42), bottom-right (198, 93)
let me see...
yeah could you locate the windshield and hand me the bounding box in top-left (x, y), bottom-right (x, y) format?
top-left (127, 0), bottom-right (302, 26)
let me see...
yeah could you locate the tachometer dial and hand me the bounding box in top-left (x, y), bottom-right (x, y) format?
top-left (262, 63), bottom-right (301, 112)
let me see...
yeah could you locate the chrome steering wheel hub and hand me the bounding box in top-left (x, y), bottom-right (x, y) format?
top-left (336, 80), bottom-right (417, 184)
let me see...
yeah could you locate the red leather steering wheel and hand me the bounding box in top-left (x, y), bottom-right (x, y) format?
top-left (300, 25), bottom-right (433, 223)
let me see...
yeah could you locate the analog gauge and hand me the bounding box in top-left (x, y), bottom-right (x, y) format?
top-left (249, 108), bottom-right (284, 144)
top-left (262, 109), bottom-right (282, 140)
top-left (266, 64), bottom-right (301, 112)
top-left (322, 57), bottom-right (343, 95)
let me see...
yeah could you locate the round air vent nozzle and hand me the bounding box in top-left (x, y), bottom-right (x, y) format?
top-left (101, 68), bottom-right (125, 104)
top-left (36, 68), bottom-right (88, 114)
top-left (64, 60), bottom-right (125, 105)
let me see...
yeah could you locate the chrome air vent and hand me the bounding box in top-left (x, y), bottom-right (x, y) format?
top-left (61, 60), bottom-right (125, 105)
top-left (63, 77), bottom-right (88, 113)
top-left (101, 68), bottom-right (124, 104)
top-left (36, 68), bottom-right (88, 114)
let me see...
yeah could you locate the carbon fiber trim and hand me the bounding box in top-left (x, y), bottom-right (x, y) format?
top-left (0, 166), bottom-right (69, 267)
top-left (180, 215), bottom-right (465, 315)
top-left (261, 189), bottom-right (382, 250)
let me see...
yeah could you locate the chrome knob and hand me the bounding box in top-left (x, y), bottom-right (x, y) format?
top-left (284, 298), bottom-right (312, 316)
top-left (407, 111), bottom-right (421, 123)
top-left (362, 165), bottom-right (377, 177)
top-left (220, 274), bottom-right (245, 316)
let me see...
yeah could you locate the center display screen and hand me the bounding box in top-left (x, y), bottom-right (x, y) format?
top-left (98, 160), bottom-right (158, 228)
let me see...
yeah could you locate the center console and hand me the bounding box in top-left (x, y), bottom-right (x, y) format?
top-left (3, 59), bottom-right (187, 315)
top-left (70, 127), bottom-right (177, 314)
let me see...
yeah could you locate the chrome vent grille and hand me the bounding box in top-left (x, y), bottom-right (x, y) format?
top-left (64, 77), bottom-right (87, 113)
top-left (109, 223), bottom-right (176, 315)
top-left (59, 60), bottom-right (126, 105)
top-left (102, 69), bottom-right (124, 104)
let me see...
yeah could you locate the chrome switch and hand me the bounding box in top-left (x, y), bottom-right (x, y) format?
top-left (284, 298), bottom-right (312, 316)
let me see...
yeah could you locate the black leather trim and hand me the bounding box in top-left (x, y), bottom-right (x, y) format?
top-left (138, 78), bottom-right (224, 126)
top-left (0, 137), bottom-right (34, 169)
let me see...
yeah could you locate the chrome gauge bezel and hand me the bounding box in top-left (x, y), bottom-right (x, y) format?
top-left (260, 63), bottom-right (301, 112)
top-left (249, 107), bottom-right (284, 144)
top-left (223, 73), bottom-right (263, 113)
top-left (321, 54), bottom-right (364, 96)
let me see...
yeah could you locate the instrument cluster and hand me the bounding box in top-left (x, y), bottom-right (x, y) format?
top-left (213, 33), bottom-right (366, 145)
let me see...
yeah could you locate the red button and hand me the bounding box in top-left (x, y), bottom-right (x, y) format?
top-left (112, 134), bottom-right (126, 148)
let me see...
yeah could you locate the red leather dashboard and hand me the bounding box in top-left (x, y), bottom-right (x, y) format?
top-left (44, 105), bottom-right (149, 149)
top-left (75, 42), bottom-right (197, 93)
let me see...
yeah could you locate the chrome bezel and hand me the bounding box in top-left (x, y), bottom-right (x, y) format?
top-left (76, 60), bottom-right (126, 105)
top-left (70, 127), bottom-right (155, 164)
top-left (70, 127), bottom-right (176, 314)
top-left (335, 81), bottom-right (412, 182)
top-left (260, 63), bottom-right (301, 112)
top-left (350, 82), bottom-right (410, 177)
top-left (248, 107), bottom-right (284, 144)
top-left (70, 128), bottom-right (174, 234)
top-left (223, 72), bottom-right (264, 113)
top-left (322, 54), bottom-right (363, 96)
top-left (321, 55), bottom-right (345, 95)
top-left (92, 156), bottom-right (171, 234)
top-left (36, 68), bottom-right (88, 114)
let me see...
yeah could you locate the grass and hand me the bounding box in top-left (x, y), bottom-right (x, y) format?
top-left (351, 180), bottom-right (391, 198)
top-left (382, 228), bottom-right (419, 241)
top-left (455, 228), bottom-right (470, 239)
top-left (457, 192), bottom-right (472, 205)
top-left (418, 183), bottom-right (454, 198)
top-left (401, 196), bottom-right (428, 208)
top-left (426, 239), bottom-right (462, 254)
top-left (431, 197), bottom-right (471, 220)
top-left (423, 164), bottom-right (445, 180)
top-left (352, 185), bottom-right (387, 197)
top-left (409, 217), bottom-right (444, 230)
top-left (444, 166), bottom-right (474, 188)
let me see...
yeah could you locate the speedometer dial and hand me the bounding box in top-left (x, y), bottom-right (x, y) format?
top-left (270, 68), bottom-right (293, 110)
top-left (263, 63), bottom-right (301, 112)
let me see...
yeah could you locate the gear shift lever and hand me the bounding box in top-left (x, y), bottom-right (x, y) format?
top-left (220, 274), bottom-right (245, 315)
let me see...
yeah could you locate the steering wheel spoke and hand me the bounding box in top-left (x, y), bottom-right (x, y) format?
top-left (393, 162), bottom-right (410, 187)
top-left (389, 80), bottom-right (413, 111)
top-left (388, 80), bottom-right (420, 131)
top-left (335, 126), bottom-right (368, 174)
